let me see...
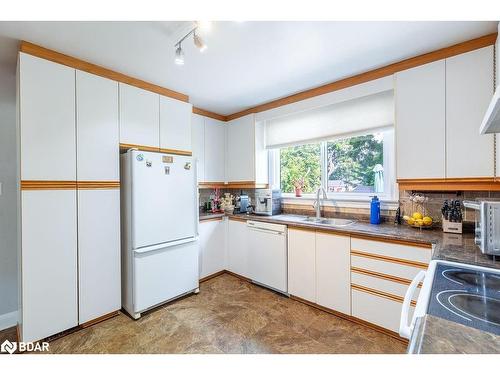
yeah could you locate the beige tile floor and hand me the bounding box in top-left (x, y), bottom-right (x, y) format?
top-left (5, 274), bottom-right (407, 354)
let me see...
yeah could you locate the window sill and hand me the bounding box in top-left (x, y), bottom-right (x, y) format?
top-left (281, 195), bottom-right (399, 210)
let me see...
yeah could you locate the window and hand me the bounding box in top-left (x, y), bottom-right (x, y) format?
top-left (271, 129), bottom-right (395, 200)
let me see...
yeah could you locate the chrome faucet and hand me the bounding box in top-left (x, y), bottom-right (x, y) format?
top-left (313, 187), bottom-right (328, 219)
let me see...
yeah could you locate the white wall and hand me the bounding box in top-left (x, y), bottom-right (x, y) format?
top-left (0, 62), bottom-right (18, 324)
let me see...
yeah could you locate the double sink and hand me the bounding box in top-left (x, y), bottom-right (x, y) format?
top-left (272, 214), bottom-right (356, 227)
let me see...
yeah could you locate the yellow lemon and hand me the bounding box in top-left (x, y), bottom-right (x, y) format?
top-left (415, 219), bottom-right (424, 226)
top-left (407, 218), bottom-right (415, 225)
top-left (412, 212), bottom-right (423, 220)
top-left (423, 216), bottom-right (433, 226)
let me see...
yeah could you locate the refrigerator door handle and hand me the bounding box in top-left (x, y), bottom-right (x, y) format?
top-left (134, 237), bottom-right (197, 255)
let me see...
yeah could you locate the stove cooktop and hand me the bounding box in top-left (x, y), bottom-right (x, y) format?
top-left (427, 264), bottom-right (500, 335)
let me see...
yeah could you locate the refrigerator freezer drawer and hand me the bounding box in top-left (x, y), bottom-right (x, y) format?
top-left (133, 240), bottom-right (199, 313)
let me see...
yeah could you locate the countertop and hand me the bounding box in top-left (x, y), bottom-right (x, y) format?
top-left (199, 212), bottom-right (500, 353)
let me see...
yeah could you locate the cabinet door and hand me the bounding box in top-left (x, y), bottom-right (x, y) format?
top-left (395, 60), bottom-right (446, 179)
top-left (288, 228), bottom-right (316, 302)
top-left (160, 95), bottom-right (192, 152)
top-left (76, 71), bottom-right (119, 181)
top-left (19, 53), bottom-right (76, 180)
top-left (78, 189), bottom-right (121, 324)
top-left (204, 117), bottom-right (226, 182)
top-left (191, 114), bottom-right (205, 182)
top-left (226, 114), bottom-right (255, 182)
top-left (227, 219), bottom-right (248, 278)
top-left (21, 190), bottom-right (78, 342)
top-left (199, 219), bottom-right (226, 279)
top-left (316, 233), bottom-right (351, 315)
top-left (446, 46), bottom-right (494, 178)
top-left (119, 83), bottom-right (159, 148)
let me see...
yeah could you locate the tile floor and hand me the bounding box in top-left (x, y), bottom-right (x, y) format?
top-left (6, 274), bottom-right (407, 354)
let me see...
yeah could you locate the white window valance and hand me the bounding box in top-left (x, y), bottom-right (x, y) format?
top-left (265, 90), bottom-right (394, 149)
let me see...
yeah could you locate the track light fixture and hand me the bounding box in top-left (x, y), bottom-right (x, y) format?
top-left (174, 21), bottom-right (211, 65)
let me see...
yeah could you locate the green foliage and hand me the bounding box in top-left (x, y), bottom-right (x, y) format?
top-left (327, 134), bottom-right (383, 191)
top-left (279, 134), bottom-right (383, 194)
top-left (280, 144), bottom-right (321, 193)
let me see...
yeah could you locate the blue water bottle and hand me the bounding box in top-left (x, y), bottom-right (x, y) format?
top-left (370, 196), bottom-right (381, 224)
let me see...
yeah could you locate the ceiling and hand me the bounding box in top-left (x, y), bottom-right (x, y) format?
top-left (0, 21), bottom-right (497, 115)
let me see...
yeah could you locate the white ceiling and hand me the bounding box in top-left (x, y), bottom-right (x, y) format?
top-left (0, 21), bottom-right (497, 115)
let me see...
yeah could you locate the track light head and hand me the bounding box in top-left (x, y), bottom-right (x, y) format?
top-left (193, 33), bottom-right (207, 52)
top-left (175, 44), bottom-right (184, 65)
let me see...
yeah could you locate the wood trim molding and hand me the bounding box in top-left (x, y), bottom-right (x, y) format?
top-left (159, 148), bottom-right (193, 156)
top-left (351, 266), bottom-right (422, 287)
top-left (199, 216), bottom-right (224, 223)
top-left (397, 177), bottom-right (500, 191)
top-left (227, 215), bottom-right (248, 223)
top-left (351, 283), bottom-right (417, 307)
top-left (21, 180), bottom-right (77, 190)
top-left (119, 143), bottom-right (192, 156)
top-left (192, 107), bottom-right (228, 122)
top-left (79, 311), bottom-right (119, 329)
top-left (226, 33), bottom-right (498, 121)
top-left (289, 295), bottom-right (408, 343)
top-left (119, 143), bottom-right (160, 152)
top-left (77, 181), bottom-right (120, 189)
top-left (19, 41), bottom-right (189, 102)
top-left (198, 181), bottom-right (269, 189)
top-left (199, 270), bottom-right (226, 283)
top-left (351, 233), bottom-right (432, 249)
top-left (351, 249), bottom-right (429, 269)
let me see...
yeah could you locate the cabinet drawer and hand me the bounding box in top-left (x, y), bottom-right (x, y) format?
top-left (351, 254), bottom-right (425, 280)
top-left (351, 238), bottom-right (431, 264)
top-left (351, 269), bottom-right (420, 301)
top-left (352, 288), bottom-right (414, 333)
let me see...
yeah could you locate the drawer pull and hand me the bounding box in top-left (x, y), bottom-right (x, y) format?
top-left (351, 283), bottom-right (417, 306)
top-left (351, 250), bottom-right (429, 269)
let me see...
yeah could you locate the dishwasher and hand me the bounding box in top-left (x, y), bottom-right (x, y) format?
top-left (246, 220), bottom-right (288, 294)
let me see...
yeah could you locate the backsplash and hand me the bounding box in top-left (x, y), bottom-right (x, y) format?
top-left (198, 188), bottom-right (257, 211)
top-left (398, 190), bottom-right (500, 226)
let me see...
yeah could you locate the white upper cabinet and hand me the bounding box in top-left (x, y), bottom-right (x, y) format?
top-left (19, 53), bottom-right (76, 180)
top-left (191, 114), bottom-right (205, 182)
top-left (446, 46), bottom-right (494, 178)
top-left (226, 114), bottom-right (268, 184)
top-left (204, 117), bottom-right (226, 182)
top-left (159, 95), bottom-right (192, 152)
top-left (226, 114), bottom-right (256, 182)
top-left (76, 71), bottom-right (119, 181)
top-left (395, 60), bottom-right (446, 179)
top-left (119, 83), bottom-right (159, 148)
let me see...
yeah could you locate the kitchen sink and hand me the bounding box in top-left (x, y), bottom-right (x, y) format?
top-left (302, 217), bottom-right (356, 227)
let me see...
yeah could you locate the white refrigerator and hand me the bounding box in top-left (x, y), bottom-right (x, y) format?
top-left (121, 150), bottom-right (199, 319)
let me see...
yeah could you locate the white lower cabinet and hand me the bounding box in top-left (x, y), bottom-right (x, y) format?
top-left (315, 232), bottom-right (351, 315)
top-left (21, 190), bottom-right (78, 342)
top-left (198, 218), bottom-right (226, 279)
top-left (288, 228), bottom-right (316, 302)
top-left (77, 189), bottom-right (121, 324)
top-left (227, 219), bottom-right (249, 278)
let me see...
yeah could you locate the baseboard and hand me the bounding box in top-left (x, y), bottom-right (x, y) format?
top-left (0, 310), bottom-right (18, 331)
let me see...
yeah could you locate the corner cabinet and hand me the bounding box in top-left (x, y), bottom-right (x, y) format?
top-left (160, 95), bottom-right (192, 154)
top-left (226, 114), bottom-right (268, 186)
top-left (191, 113), bottom-right (206, 182)
top-left (204, 117), bottom-right (226, 183)
top-left (395, 46), bottom-right (495, 186)
top-left (198, 217), bottom-right (226, 279)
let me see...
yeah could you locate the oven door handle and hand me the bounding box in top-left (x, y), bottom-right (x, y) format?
top-left (399, 270), bottom-right (426, 339)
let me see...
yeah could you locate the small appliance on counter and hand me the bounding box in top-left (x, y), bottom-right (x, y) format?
top-left (464, 199), bottom-right (500, 256)
top-left (236, 194), bottom-right (249, 214)
top-left (255, 189), bottom-right (282, 216)
top-left (441, 199), bottom-right (463, 234)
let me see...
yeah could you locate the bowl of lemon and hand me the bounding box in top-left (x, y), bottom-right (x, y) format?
top-left (403, 212), bottom-right (433, 229)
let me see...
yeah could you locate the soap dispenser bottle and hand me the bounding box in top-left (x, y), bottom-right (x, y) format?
top-left (370, 196), bottom-right (381, 224)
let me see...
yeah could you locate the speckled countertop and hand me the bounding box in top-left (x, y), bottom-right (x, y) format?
top-left (199, 212), bottom-right (500, 353)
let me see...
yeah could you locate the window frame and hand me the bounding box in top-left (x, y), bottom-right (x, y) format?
top-left (269, 128), bottom-right (397, 203)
